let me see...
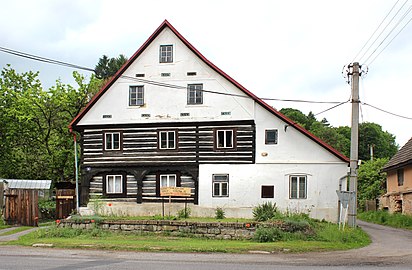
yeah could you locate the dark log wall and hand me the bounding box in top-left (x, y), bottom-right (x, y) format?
top-left (80, 120), bottom-right (255, 166)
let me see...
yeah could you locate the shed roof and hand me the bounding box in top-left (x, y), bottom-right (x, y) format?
top-left (1, 179), bottom-right (52, 190)
top-left (382, 137), bottom-right (412, 171)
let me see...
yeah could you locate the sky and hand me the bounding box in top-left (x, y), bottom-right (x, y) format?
top-left (1, 0), bottom-right (412, 148)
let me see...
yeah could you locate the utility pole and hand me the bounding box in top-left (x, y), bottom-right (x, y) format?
top-left (348, 62), bottom-right (360, 228)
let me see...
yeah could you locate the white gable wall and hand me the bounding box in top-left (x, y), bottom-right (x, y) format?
top-left (78, 27), bottom-right (255, 126)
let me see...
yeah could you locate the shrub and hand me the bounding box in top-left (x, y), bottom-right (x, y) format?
top-left (283, 219), bottom-right (311, 233)
top-left (215, 207), bottom-right (225, 219)
top-left (253, 202), bottom-right (278, 221)
top-left (254, 226), bottom-right (283, 242)
top-left (38, 199), bottom-right (56, 220)
top-left (177, 207), bottom-right (191, 219)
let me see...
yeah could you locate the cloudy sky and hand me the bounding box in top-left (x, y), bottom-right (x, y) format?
top-left (1, 0), bottom-right (412, 148)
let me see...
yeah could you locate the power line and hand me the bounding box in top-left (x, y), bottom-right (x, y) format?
top-left (362, 102), bottom-right (412, 120)
top-left (367, 11), bottom-right (412, 65)
top-left (352, 0), bottom-right (401, 62)
top-left (314, 100), bottom-right (350, 116)
top-left (363, 2), bottom-right (412, 64)
top-left (0, 46), bottom-right (95, 72)
top-left (358, 0), bottom-right (410, 63)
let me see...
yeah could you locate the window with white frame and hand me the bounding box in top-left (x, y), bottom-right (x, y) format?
top-left (159, 45), bottom-right (173, 63)
top-left (159, 130), bottom-right (176, 149)
top-left (187, 84), bottom-right (203, 104)
top-left (104, 132), bottom-right (121, 150)
top-left (216, 129), bottom-right (234, 149)
top-left (160, 174), bottom-right (177, 187)
top-left (265, 129), bottom-right (278, 144)
top-left (212, 174), bottom-right (229, 197)
top-left (289, 175), bottom-right (307, 199)
top-left (129, 85), bottom-right (144, 106)
top-left (106, 175), bottom-right (123, 194)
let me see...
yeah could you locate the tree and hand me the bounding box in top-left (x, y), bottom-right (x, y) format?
top-left (357, 158), bottom-right (388, 208)
top-left (359, 122), bottom-right (398, 161)
top-left (0, 66), bottom-right (102, 183)
top-left (94, 54), bottom-right (128, 80)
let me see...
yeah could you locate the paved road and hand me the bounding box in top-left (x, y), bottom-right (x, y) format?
top-left (0, 220), bottom-right (411, 269)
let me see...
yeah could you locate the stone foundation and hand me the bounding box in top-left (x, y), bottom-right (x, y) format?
top-left (58, 219), bottom-right (263, 240)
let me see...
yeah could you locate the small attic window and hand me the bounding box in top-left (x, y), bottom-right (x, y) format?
top-left (180, 113), bottom-right (190, 117)
top-left (136, 73), bottom-right (145, 77)
top-left (221, 111), bottom-right (231, 116)
top-left (161, 73), bottom-right (171, 77)
top-left (141, 114), bottom-right (151, 118)
top-left (187, 72), bottom-right (197, 76)
top-left (160, 45), bottom-right (173, 63)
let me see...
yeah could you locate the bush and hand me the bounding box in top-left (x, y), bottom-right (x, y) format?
top-left (254, 226), bottom-right (283, 242)
top-left (38, 199), bottom-right (56, 220)
top-left (177, 207), bottom-right (191, 219)
top-left (215, 207), bottom-right (225, 219)
top-left (283, 219), bottom-right (311, 233)
top-left (253, 202), bottom-right (278, 222)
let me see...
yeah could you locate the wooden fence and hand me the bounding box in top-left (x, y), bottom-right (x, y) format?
top-left (4, 189), bottom-right (39, 226)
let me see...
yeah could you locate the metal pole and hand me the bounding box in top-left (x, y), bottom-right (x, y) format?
top-left (74, 135), bottom-right (80, 213)
top-left (348, 62), bottom-right (360, 227)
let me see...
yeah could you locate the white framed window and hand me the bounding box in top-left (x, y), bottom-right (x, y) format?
top-left (104, 132), bottom-right (121, 150)
top-left (160, 174), bottom-right (177, 187)
top-left (187, 84), bottom-right (203, 104)
top-left (160, 45), bottom-right (173, 63)
top-left (212, 174), bottom-right (229, 197)
top-left (290, 175), bottom-right (307, 199)
top-left (159, 130), bottom-right (176, 149)
top-left (216, 129), bottom-right (234, 149)
top-left (265, 129), bottom-right (278, 144)
top-left (129, 85), bottom-right (144, 106)
top-left (106, 175), bottom-right (123, 194)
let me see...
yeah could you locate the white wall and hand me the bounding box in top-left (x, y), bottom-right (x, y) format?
top-left (198, 163), bottom-right (347, 222)
top-left (78, 27), bottom-right (255, 126)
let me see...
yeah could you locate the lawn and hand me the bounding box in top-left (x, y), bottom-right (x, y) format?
top-left (2, 222), bottom-right (370, 253)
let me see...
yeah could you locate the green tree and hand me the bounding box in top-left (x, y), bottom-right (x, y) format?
top-left (357, 158), bottom-right (388, 208)
top-left (95, 54), bottom-right (128, 80)
top-left (359, 122), bottom-right (398, 161)
top-left (0, 66), bottom-right (102, 182)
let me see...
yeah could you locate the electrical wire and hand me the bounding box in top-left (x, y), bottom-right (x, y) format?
top-left (358, 0), bottom-right (409, 63)
top-left (352, 0), bottom-right (401, 62)
top-left (362, 102), bottom-right (412, 120)
top-left (363, 3), bottom-right (412, 64)
top-left (314, 100), bottom-right (350, 116)
top-left (367, 13), bottom-right (412, 66)
top-left (0, 46), bottom-right (95, 72)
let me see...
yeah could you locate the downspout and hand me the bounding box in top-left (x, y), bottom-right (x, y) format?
top-left (70, 128), bottom-right (80, 213)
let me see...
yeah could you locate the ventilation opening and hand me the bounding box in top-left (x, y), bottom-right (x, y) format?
top-left (187, 72), bottom-right (197, 76)
top-left (221, 111), bottom-right (231, 116)
top-left (180, 113), bottom-right (190, 117)
top-left (141, 114), bottom-right (151, 117)
top-left (136, 73), bottom-right (145, 77)
top-left (161, 73), bottom-right (171, 77)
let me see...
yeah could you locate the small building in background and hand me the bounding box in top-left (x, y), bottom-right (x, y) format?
top-left (381, 137), bottom-right (412, 214)
top-left (1, 179), bottom-right (51, 226)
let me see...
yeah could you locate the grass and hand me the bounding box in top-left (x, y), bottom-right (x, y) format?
top-left (1, 221), bottom-right (370, 253)
top-left (358, 210), bottom-right (412, 230)
top-left (0, 218), bottom-right (11, 230)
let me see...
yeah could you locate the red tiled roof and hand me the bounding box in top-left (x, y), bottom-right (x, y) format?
top-left (382, 137), bottom-right (412, 171)
top-left (69, 20), bottom-right (349, 163)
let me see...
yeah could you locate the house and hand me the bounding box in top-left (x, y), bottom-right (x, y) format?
top-left (381, 137), bottom-right (412, 214)
top-left (69, 20), bottom-right (349, 222)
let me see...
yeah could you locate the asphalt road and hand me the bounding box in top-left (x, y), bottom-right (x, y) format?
top-left (0, 220), bottom-right (411, 269)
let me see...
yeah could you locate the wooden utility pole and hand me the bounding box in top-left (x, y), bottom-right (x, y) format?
top-left (348, 62), bottom-right (360, 228)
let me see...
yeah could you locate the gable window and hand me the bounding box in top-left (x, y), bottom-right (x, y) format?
top-left (104, 132), bottom-right (121, 150)
top-left (397, 169), bottom-right (404, 186)
top-left (159, 130), bottom-right (176, 149)
top-left (261, 185), bottom-right (274, 198)
top-left (160, 45), bottom-right (173, 63)
top-left (160, 174), bottom-right (177, 187)
top-left (213, 174), bottom-right (229, 197)
top-left (265, 129), bottom-right (278, 144)
top-left (215, 129), bottom-right (235, 149)
top-left (290, 175), bottom-right (307, 199)
top-left (187, 84), bottom-right (203, 104)
top-left (106, 175), bottom-right (123, 194)
top-left (129, 86), bottom-right (144, 106)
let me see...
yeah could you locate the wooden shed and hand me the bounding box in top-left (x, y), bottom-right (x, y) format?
top-left (2, 179), bottom-right (51, 226)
